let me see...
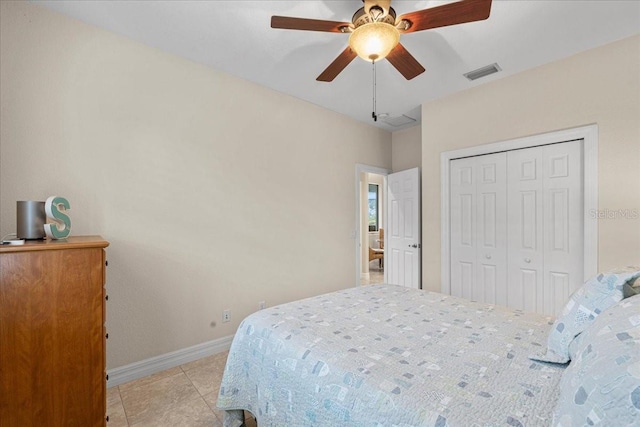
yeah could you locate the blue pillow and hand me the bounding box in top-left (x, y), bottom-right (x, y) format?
top-left (552, 294), bottom-right (640, 425)
top-left (530, 270), bottom-right (640, 364)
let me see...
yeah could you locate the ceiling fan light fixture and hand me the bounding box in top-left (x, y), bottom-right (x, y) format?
top-left (349, 22), bottom-right (399, 62)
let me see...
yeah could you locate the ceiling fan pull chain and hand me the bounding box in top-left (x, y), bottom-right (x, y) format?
top-left (372, 61), bottom-right (377, 122)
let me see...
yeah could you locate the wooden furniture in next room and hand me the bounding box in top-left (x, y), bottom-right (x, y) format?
top-left (369, 228), bottom-right (384, 267)
top-left (0, 236), bottom-right (109, 427)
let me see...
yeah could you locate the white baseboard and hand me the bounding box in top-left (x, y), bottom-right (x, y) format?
top-left (107, 334), bottom-right (234, 388)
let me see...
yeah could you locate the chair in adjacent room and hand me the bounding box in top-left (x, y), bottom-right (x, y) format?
top-left (369, 228), bottom-right (384, 268)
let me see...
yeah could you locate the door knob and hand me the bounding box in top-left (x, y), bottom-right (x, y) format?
top-left (525, 258), bottom-right (531, 263)
top-left (408, 244), bottom-right (420, 248)
top-left (485, 254), bottom-right (492, 259)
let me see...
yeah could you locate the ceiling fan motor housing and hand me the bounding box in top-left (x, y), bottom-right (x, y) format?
top-left (363, 0), bottom-right (392, 18)
top-left (352, 5), bottom-right (397, 29)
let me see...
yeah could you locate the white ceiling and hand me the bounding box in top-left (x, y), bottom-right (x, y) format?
top-left (36, 1), bottom-right (640, 132)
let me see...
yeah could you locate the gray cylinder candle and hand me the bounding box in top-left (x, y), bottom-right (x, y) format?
top-left (17, 201), bottom-right (46, 240)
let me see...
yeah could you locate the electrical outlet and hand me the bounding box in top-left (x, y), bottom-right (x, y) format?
top-left (259, 301), bottom-right (266, 310)
top-left (222, 309), bottom-right (230, 323)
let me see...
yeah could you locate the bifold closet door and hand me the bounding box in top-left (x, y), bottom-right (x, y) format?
top-left (450, 152), bottom-right (507, 304)
top-left (507, 140), bottom-right (584, 315)
top-left (507, 147), bottom-right (544, 312)
top-left (543, 141), bottom-right (584, 314)
top-left (450, 140), bottom-right (583, 314)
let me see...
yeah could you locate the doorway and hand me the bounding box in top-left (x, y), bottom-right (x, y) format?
top-left (355, 164), bottom-right (390, 286)
top-left (363, 173), bottom-right (386, 285)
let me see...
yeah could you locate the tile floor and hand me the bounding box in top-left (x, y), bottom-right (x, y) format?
top-left (360, 263), bottom-right (384, 285)
top-left (106, 351), bottom-right (256, 427)
top-left (108, 273), bottom-right (386, 426)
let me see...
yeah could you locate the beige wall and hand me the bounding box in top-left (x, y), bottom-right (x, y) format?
top-left (422, 35), bottom-right (640, 292)
top-left (391, 125), bottom-right (421, 172)
top-left (0, 2), bottom-right (392, 368)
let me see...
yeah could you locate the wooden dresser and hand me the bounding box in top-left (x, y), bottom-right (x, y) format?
top-left (0, 236), bottom-right (109, 427)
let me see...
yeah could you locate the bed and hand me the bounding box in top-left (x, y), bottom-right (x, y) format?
top-left (218, 272), bottom-right (640, 427)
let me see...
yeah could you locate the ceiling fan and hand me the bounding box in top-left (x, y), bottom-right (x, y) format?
top-left (271, 0), bottom-right (492, 82)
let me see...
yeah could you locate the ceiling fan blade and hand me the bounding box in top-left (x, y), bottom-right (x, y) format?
top-left (398, 0), bottom-right (492, 34)
top-left (271, 16), bottom-right (351, 33)
top-left (317, 47), bottom-right (357, 82)
top-left (386, 43), bottom-right (425, 80)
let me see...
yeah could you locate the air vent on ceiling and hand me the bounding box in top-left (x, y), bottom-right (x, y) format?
top-left (379, 114), bottom-right (417, 127)
top-left (463, 63), bottom-right (502, 81)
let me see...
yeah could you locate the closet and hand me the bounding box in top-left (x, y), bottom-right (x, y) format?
top-left (449, 140), bottom-right (583, 315)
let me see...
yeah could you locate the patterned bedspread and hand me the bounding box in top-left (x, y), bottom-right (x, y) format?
top-left (218, 285), bottom-right (566, 426)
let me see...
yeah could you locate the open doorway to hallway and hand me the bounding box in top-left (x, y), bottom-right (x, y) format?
top-left (359, 171), bottom-right (387, 286)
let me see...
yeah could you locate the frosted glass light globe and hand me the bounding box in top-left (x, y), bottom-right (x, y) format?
top-left (349, 22), bottom-right (400, 62)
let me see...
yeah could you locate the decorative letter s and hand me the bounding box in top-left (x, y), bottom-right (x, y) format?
top-left (44, 196), bottom-right (71, 239)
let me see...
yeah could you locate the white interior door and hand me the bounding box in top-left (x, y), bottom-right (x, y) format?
top-left (450, 140), bottom-right (584, 315)
top-left (450, 153), bottom-right (507, 303)
top-left (449, 157), bottom-right (477, 299)
top-left (507, 146), bottom-right (545, 312)
top-left (441, 125), bottom-right (598, 313)
top-left (386, 167), bottom-right (421, 289)
top-left (506, 141), bottom-right (583, 315)
top-left (542, 140), bottom-right (584, 315)
top-left (475, 153), bottom-right (508, 305)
